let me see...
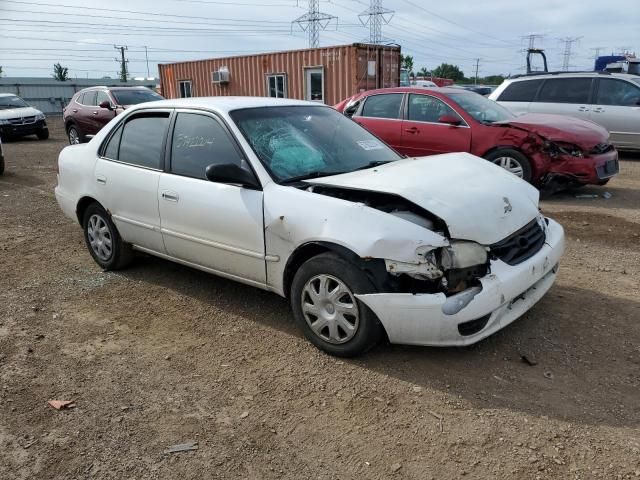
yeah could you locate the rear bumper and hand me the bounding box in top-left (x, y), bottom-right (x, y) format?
top-left (0, 120), bottom-right (47, 137)
top-left (55, 186), bottom-right (77, 223)
top-left (356, 218), bottom-right (565, 347)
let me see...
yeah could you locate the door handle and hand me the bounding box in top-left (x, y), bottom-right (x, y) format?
top-left (592, 107), bottom-right (605, 113)
top-left (92, 111), bottom-right (99, 115)
top-left (161, 191), bottom-right (179, 202)
top-left (72, 109), bottom-right (78, 113)
top-left (96, 175), bottom-right (107, 185)
top-left (578, 106), bottom-right (589, 112)
top-left (404, 127), bottom-right (419, 134)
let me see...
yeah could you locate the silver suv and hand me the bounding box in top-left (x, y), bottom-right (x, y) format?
top-left (489, 73), bottom-right (640, 151)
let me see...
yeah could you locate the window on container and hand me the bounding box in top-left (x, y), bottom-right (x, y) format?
top-left (178, 80), bottom-right (192, 98)
top-left (497, 79), bottom-right (543, 102)
top-left (118, 113), bottom-right (170, 169)
top-left (267, 74), bottom-right (287, 98)
top-left (170, 112), bottom-right (245, 179)
top-left (537, 78), bottom-right (592, 104)
top-left (359, 93), bottom-right (403, 119)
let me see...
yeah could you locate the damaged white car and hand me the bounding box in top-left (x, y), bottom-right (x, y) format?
top-left (55, 97), bottom-right (565, 357)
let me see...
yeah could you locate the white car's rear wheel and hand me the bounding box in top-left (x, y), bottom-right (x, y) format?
top-left (82, 203), bottom-right (133, 270)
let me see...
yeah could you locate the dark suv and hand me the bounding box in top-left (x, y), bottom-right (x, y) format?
top-left (63, 86), bottom-right (163, 144)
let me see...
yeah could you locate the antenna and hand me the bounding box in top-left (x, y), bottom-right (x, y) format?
top-left (292, 0), bottom-right (337, 48)
top-left (358, 0), bottom-right (394, 44)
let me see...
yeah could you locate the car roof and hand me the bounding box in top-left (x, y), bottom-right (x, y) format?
top-left (353, 86), bottom-right (463, 96)
top-left (75, 86), bottom-right (153, 92)
top-left (131, 96), bottom-right (328, 114)
top-left (506, 72), bottom-right (639, 82)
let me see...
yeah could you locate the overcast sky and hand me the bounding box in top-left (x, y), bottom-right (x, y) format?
top-left (0, 0), bottom-right (638, 79)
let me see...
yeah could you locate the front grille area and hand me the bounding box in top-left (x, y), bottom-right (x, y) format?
top-left (596, 158), bottom-right (619, 179)
top-left (590, 143), bottom-right (614, 155)
top-left (8, 116), bottom-right (36, 125)
top-left (490, 219), bottom-right (546, 266)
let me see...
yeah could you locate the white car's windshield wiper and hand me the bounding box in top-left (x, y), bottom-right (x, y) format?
top-left (352, 160), bottom-right (393, 171)
top-left (280, 170), bottom-right (348, 185)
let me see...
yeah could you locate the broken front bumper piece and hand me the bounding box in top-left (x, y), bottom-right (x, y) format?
top-left (356, 218), bottom-right (565, 347)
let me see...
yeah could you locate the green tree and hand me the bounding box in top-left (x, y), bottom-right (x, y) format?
top-left (431, 63), bottom-right (465, 81)
top-left (52, 63), bottom-right (69, 81)
top-left (481, 74), bottom-right (506, 85)
top-left (416, 67), bottom-right (430, 77)
top-left (400, 54), bottom-right (414, 74)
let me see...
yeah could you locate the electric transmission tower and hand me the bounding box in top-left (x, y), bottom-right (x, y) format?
top-left (522, 33), bottom-right (545, 50)
top-left (560, 37), bottom-right (582, 71)
top-left (114, 45), bottom-right (129, 82)
top-left (358, 0), bottom-right (394, 44)
top-left (292, 0), bottom-right (337, 48)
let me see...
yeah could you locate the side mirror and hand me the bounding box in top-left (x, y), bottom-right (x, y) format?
top-left (205, 163), bottom-right (260, 189)
top-left (438, 114), bottom-right (461, 126)
top-left (99, 100), bottom-right (113, 110)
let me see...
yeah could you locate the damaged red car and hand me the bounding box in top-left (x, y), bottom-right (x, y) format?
top-left (335, 87), bottom-right (619, 189)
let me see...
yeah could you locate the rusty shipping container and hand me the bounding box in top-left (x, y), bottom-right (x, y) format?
top-left (158, 43), bottom-right (400, 105)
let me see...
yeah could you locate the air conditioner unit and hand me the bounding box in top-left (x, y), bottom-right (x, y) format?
top-left (212, 67), bottom-right (230, 84)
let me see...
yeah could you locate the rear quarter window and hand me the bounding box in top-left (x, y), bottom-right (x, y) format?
top-left (497, 79), bottom-right (543, 102)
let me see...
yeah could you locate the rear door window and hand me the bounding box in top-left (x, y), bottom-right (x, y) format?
top-left (170, 112), bottom-right (245, 179)
top-left (596, 78), bottom-right (640, 106)
top-left (360, 93), bottom-right (403, 119)
top-left (537, 78), bottom-right (592, 104)
top-left (117, 113), bottom-right (170, 169)
top-left (83, 91), bottom-right (97, 106)
top-left (497, 79), bottom-right (543, 102)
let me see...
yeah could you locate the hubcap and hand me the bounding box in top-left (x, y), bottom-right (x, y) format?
top-left (87, 214), bottom-right (113, 261)
top-left (69, 128), bottom-right (80, 145)
top-left (493, 156), bottom-right (524, 178)
top-left (301, 274), bottom-right (359, 344)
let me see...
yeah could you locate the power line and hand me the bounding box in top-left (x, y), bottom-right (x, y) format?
top-left (292, 0), bottom-right (337, 48)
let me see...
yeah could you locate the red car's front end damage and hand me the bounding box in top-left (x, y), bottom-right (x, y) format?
top-left (491, 114), bottom-right (620, 189)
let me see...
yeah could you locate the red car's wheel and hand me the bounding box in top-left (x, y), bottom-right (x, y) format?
top-left (485, 149), bottom-right (532, 183)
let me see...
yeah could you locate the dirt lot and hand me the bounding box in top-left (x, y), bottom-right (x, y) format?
top-left (1, 118), bottom-right (639, 479)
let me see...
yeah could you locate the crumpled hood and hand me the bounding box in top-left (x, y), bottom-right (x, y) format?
top-left (0, 106), bottom-right (42, 120)
top-left (306, 152), bottom-right (541, 245)
top-left (494, 113), bottom-right (609, 147)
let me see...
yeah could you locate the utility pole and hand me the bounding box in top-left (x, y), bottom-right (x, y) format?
top-left (144, 46), bottom-right (150, 78)
top-left (474, 58), bottom-right (480, 84)
top-left (358, 0), bottom-right (394, 44)
top-left (292, 0), bottom-right (336, 48)
top-left (114, 45), bottom-right (128, 82)
top-left (560, 37), bottom-right (582, 71)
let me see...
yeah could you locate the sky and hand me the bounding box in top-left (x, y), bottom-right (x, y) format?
top-left (0, 0), bottom-right (638, 79)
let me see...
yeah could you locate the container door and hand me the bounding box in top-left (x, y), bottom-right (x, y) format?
top-left (305, 67), bottom-right (324, 103)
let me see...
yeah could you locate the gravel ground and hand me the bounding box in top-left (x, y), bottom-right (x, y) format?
top-left (1, 118), bottom-right (639, 479)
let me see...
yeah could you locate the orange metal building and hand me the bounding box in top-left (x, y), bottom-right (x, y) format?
top-left (158, 43), bottom-right (401, 105)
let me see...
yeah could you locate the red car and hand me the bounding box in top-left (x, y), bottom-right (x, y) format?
top-left (63, 86), bottom-right (163, 145)
top-left (335, 87), bottom-right (619, 189)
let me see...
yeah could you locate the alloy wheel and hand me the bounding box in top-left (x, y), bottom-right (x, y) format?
top-left (301, 274), bottom-right (360, 344)
top-left (492, 156), bottom-right (524, 178)
top-left (68, 127), bottom-right (80, 145)
top-left (87, 214), bottom-right (113, 261)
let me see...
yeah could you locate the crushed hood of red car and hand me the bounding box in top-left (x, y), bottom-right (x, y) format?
top-left (493, 113), bottom-right (609, 147)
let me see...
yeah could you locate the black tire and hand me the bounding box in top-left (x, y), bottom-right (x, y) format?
top-left (82, 202), bottom-right (133, 270)
top-left (67, 125), bottom-right (82, 145)
top-left (484, 148), bottom-right (533, 183)
top-left (0, 155), bottom-right (4, 176)
top-left (36, 128), bottom-right (49, 140)
top-left (290, 252), bottom-right (383, 357)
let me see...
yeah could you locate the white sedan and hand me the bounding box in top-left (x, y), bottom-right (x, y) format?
top-left (55, 97), bottom-right (565, 357)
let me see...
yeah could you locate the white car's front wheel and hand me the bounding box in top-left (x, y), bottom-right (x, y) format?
top-left (290, 252), bottom-right (383, 357)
